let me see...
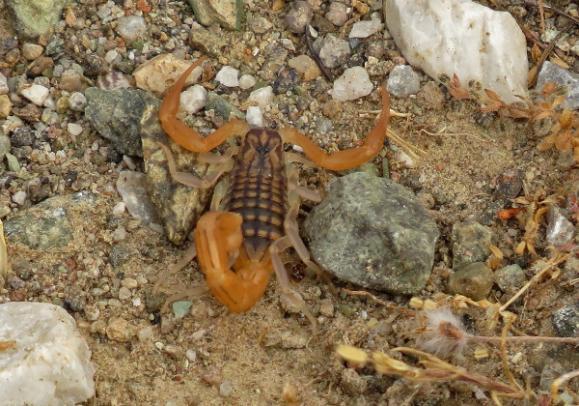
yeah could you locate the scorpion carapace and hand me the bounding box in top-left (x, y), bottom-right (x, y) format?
top-left (157, 56), bottom-right (391, 316)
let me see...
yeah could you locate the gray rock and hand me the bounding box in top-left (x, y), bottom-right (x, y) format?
top-left (326, 2), bottom-right (349, 27)
top-left (451, 221), bottom-right (492, 270)
top-left (304, 172), bottom-right (439, 294)
top-left (115, 16), bottom-right (147, 42)
top-left (6, 0), bottom-right (67, 39)
top-left (85, 87), bottom-right (159, 157)
top-left (139, 100), bottom-right (213, 245)
top-left (0, 132), bottom-right (10, 158)
top-left (536, 61), bottom-right (578, 110)
top-left (116, 171), bottom-right (162, 229)
top-left (206, 92), bottom-right (244, 120)
top-left (319, 34), bottom-right (351, 69)
top-left (284, 1), bottom-right (313, 34)
top-left (387, 65), bottom-right (421, 97)
top-left (494, 264), bottom-right (526, 294)
top-left (448, 262), bottom-right (494, 301)
top-left (552, 304), bottom-right (578, 337)
top-left (3, 192), bottom-right (97, 250)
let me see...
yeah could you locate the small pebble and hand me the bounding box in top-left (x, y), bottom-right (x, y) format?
top-left (121, 277), bottom-right (138, 289)
top-left (185, 349), bottom-right (197, 362)
top-left (239, 74), bottom-right (256, 90)
top-left (12, 191), bottom-right (27, 205)
top-left (59, 70), bottom-right (83, 92)
top-left (448, 262), bottom-right (494, 301)
top-left (552, 304), bottom-right (578, 337)
top-left (494, 264), bottom-right (526, 294)
top-left (20, 84), bottom-right (50, 106)
top-left (349, 20), bottom-right (384, 38)
top-left (116, 15), bottom-right (147, 42)
top-left (112, 226), bottom-right (127, 242)
top-left (546, 206), bottom-right (575, 247)
top-left (219, 380), bottom-right (234, 397)
top-left (67, 123), bottom-right (83, 136)
top-left (172, 300), bottom-right (192, 318)
top-left (288, 55), bottom-right (321, 81)
top-left (5, 153), bottom-right (20, 172)
top-left (340, 368), bottom-right (367, 395)
top-left (22, 43), bottom-right (44, 60)
top-left (118, 287), bottom-right (131, 300)
top-left (387, 65), bottom-right (421, 97)
top-left (319, 34), bottom-right (351, 68)
top-left (68, 92), bottom-right (87, 111)
top-left (106, 317), bottom-right (134, 342)
top-left (215, 66), bottom-right (239, 88)
top-left (326, 2), bottom-right (349, 26)
top-left (248, 86), bottom-right (274, 108)
top-left (0, 72), bottom-right (8, 95)
top-left (332, 67), bottom-right (373, 101)
top-left (246, 106), bottom-right (264, 127)
top-left (285, 1), bottom-right (313, 33)
top-left (112, 202), bottom-right (126, 217)
top-left (0, 95), bottom-right (11, 118)
top-left (180, 84), bottom-right (207, 114)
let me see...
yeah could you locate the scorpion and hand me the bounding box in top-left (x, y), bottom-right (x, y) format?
top-left (156, 56), bottom-right (391, 319)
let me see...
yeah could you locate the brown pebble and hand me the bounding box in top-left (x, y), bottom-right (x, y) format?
top-left (106, 317), bottom-right (135, 342)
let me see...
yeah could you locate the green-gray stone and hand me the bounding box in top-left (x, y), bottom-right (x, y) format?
top-left (494, 264), bottom-right (526, 294)
top-left (3, 192), bottom-right (97, 250)
top-left (5, 153), bottom-right (20, 172)
top-left (206, 92), bottom-right (244, 120)
top-left (172, 300), bottom-right (193, 318)
top-left (451, 221), bottom-right (492, 270)
top-left (304, 172), bottom-right (439, 294)
top-left (85, 87), bottom-right (156, 157)
top-left (6, 0), bottom-right (67, 39)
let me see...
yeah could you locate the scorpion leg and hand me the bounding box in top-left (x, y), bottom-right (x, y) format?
top-left (279, 87), bottom-right (390, 171)
top-left (270, 237), bottom-right (317, 329)
top-left (158, 142), bottom-right (233, 189)
top-left (194, 211), bottom-right (274, 313)
top-left (160, 57), bottom-right (249, 153)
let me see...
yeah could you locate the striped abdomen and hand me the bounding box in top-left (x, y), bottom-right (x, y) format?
top-left (225, 128), bottom-right (287, 261)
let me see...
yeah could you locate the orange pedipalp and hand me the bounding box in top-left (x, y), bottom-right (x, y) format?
top-left (159, 56), bottom-right (249, 153)
top-left (279, 86), bottom-right (391, 171)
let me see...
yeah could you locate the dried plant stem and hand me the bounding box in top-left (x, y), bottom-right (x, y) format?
top-left (551, 369), bottom-right (579, 402)
top-left (500, 253), bottom-right (569, 312)
top-left (471, 335), bottom-right (579, 345)
top-left (524, 0), bottom-right (579, 26)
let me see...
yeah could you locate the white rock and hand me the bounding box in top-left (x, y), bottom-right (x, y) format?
top-left (69, 92), bottom-right (87, 111)
top-left (0, 72), bottom-right (9, 95)
top-left (116, 15), bottom-right (147, 42)
top-left (112, 201), bottom-right (126, 217)
top-left (331, 67), bottom-right (374, 101)
top-left (246, 106), bottom-right (264, 128)
top-left (105, 49), bottom-right (119, 63)
top-left (20, 84), bottom-right (50, 106)
top-left (384, 0), bottom-right (528, 103)
top-left (0, 302), bottom-right (95, 405)
top-left (349, 20), bottom-right (384, 38)
top-left (180, 84), bottom-right (207, 114)
top-left (11, 190), bottom-right (26, 205)
top-left (239, 74), bottom-right (257, 90)
top-left (215, 66), bottom-right (240, 88)
top-left (248, 86), bottom-right (274, 108)
top-left (67, 123), bottom-right (83, 136)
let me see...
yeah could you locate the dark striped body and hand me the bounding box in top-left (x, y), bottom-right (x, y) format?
top-left (224, 128), bottom-right (287, 261)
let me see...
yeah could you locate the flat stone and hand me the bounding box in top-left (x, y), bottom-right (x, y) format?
top-left (304, 172), bottom-right (439, 294)
top-left (180, 84), bottom-right (208, 114)
top-left (288, 55), bottom-right (321, 81)
top-left (552, 304), bottom-right (578, 337)
top-left (494, 264), bottom-right (526, 294)
top-left (285, 1), bottom-right (313, 34)
top-left (116, 15), bottom-right (147, 42)
top-left (20, 84), bottom-right (50, 106)
top-left (349, 19), bottom-right (384, 39)
top-left (319, 34), bottom-right (351, 68)
top-left (215, 66), bottom-right (240, 87)
top-left (248, 86), bottom-right (274, 108)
